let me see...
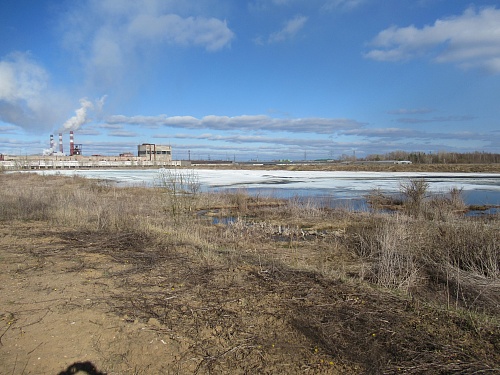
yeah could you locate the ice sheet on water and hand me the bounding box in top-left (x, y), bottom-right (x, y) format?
top-left (29, 168), bottom-right (500, 204)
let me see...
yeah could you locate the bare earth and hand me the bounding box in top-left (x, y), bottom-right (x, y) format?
top-left (1, 222), bottom-right (359, 374)
top-left (2, 221), bottom-right (499, 375)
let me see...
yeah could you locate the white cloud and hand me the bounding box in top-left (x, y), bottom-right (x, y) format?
top-left (323, 0), bottom-right (365, 11)
top-left (0, 52), bottom-right (69, 131)
top-left (0, 125), bottom-right (20, 134)
top-left (343, 128), bottom-right (495, 143)
top-left (61, 0), bottom-right (235, 89)
top-left (395, 115), bottom-right (475, 124)
top-left (128, 14), bottom-right (234, 51)
top-left (256, 15), bottom-right (308, 44)
top-left (107, 114), bottom-right (364, 134)
top-left (168, 133), bottom-right (332, 147)
top-left (248, 0), bottom-right (293, 11)
top-left (365, 6), bottom-right (500, 73)
top-left (387, 108), bottom-right (434, 115)
top-left (108, 130), bottom-right (139, 137)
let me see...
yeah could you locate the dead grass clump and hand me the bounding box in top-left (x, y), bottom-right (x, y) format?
top-left (365, 188), bottom-right (403, 211)
top-left (228, 189), bottom-right (249, 213)
top-left (285, 196), bottom-right (324, 219)
top-left (345, 212), bottom-right (499, 313)
top-left (431, 220), bottom-right (499, 278)
top-left (0, 187), bottom-right (54, 221)
top-left (345, 215), bottom-right (420, 291)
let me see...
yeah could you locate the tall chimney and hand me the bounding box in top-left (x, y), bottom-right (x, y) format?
top-left (59, 133), bottom-right (63, 154)
top-left (70, 131), bottom-right (75, 156)
top-left (50, 135), bottom-right (54, 150)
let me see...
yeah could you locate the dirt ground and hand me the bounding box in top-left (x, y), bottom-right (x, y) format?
top-left (1, 221), bottom-right (499, 374)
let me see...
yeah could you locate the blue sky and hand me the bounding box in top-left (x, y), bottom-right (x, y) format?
top-left (1, 0), bottom-right (499, 160)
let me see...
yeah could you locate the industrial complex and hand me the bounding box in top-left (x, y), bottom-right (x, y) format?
top-left (0, 132), bottom-right (178, 170)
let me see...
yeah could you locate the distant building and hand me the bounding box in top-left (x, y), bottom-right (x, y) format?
top-left (137, 144), bottom-right (172, 162)
top-left (119, 152), bottom-right (135, 158)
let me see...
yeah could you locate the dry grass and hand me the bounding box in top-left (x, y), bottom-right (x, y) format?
top-left (1, 171), bottom-right (499, 374)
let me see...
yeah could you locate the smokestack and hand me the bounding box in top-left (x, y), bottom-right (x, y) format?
top-left (70, 131), bottom-right (75, 156)
top-left (50, 135), bottom-right (54, 150)
top-left (59, 133), bottom-right (63, 154)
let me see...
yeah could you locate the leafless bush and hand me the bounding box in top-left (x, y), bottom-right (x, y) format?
top-left (376, 217), bottom-right (419, 291)
top-left (427, 187), bottom-right (467, 220)
top-left (400, 178), bottom-right (429, 217)
top-left (348, 216), bottom-right (419, 291)
top-left (156, 168), bottom-right (201, 217)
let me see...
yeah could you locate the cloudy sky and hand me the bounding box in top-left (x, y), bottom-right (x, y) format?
top-left (1, 0), bottom-right (499, 160)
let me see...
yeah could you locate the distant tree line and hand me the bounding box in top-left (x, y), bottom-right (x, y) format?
top-left (364, 151), bottom-right (500, 164)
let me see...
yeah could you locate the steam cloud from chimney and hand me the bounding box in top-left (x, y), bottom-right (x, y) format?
top-left (60, 95), bottom-right (107, 133)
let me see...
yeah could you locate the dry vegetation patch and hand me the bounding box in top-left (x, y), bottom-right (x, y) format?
top-left (0, 172), bottom-right (499, 374)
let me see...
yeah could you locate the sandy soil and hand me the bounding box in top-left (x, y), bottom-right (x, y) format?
top-left (1, 222), bottom-right (356, 374)
top-left (1, 220), bottom-right (499, 374)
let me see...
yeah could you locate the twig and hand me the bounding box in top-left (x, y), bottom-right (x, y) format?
top-left (27, 341), bottom-right (44, 355)
top-left (0, 322), bottom-right (13, 346)
top-left (20, 309), bottom-right (50, 329)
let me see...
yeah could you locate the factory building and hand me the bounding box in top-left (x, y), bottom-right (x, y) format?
top-left (137, 144), bottom-right (172, 162)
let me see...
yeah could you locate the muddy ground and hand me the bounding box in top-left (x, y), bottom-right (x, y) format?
top-left (1, 220), bottom-right (499, 374)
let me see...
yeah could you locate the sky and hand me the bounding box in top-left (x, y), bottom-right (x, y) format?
top-left (1, 0), bottom-right (499, 161)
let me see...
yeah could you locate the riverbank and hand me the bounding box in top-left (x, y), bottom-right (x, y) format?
top-left (196, 162), bottom-right (500, 173)
top-left (1, 173), bottom-right (499, 374)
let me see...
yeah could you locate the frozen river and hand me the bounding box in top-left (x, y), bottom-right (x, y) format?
top-left (30, 168), bottom-right (500, 208)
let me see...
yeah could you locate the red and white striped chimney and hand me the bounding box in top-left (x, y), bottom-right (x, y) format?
top-left (70, 131), bottom-right (75, 156)
top-left (50, 134), bottom-right (54, 150)
top-left (59, 133), bottom-right (63, 154)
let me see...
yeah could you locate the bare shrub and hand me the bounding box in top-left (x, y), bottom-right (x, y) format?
top-left (348, 215), bottom-right (419, 291)
top-left (449, 187), bottom-right (466, 211)
top-left (427, 187), bottom-right (467, 221)
top-left (376, 218), bottom-right (419, 291)
top-left (156, 168), bottom-right (201, 217)
top-left (400, 178), bottom-right (429, 217)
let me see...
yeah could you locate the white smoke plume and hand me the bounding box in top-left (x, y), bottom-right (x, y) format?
top-left (60, 95), bottom-right (107, 133)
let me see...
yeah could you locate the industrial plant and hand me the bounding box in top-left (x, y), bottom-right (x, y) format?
top-left (1, 131), bottom-right (176, 170)
top-left (43, 131), bottom-right (83, 157)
